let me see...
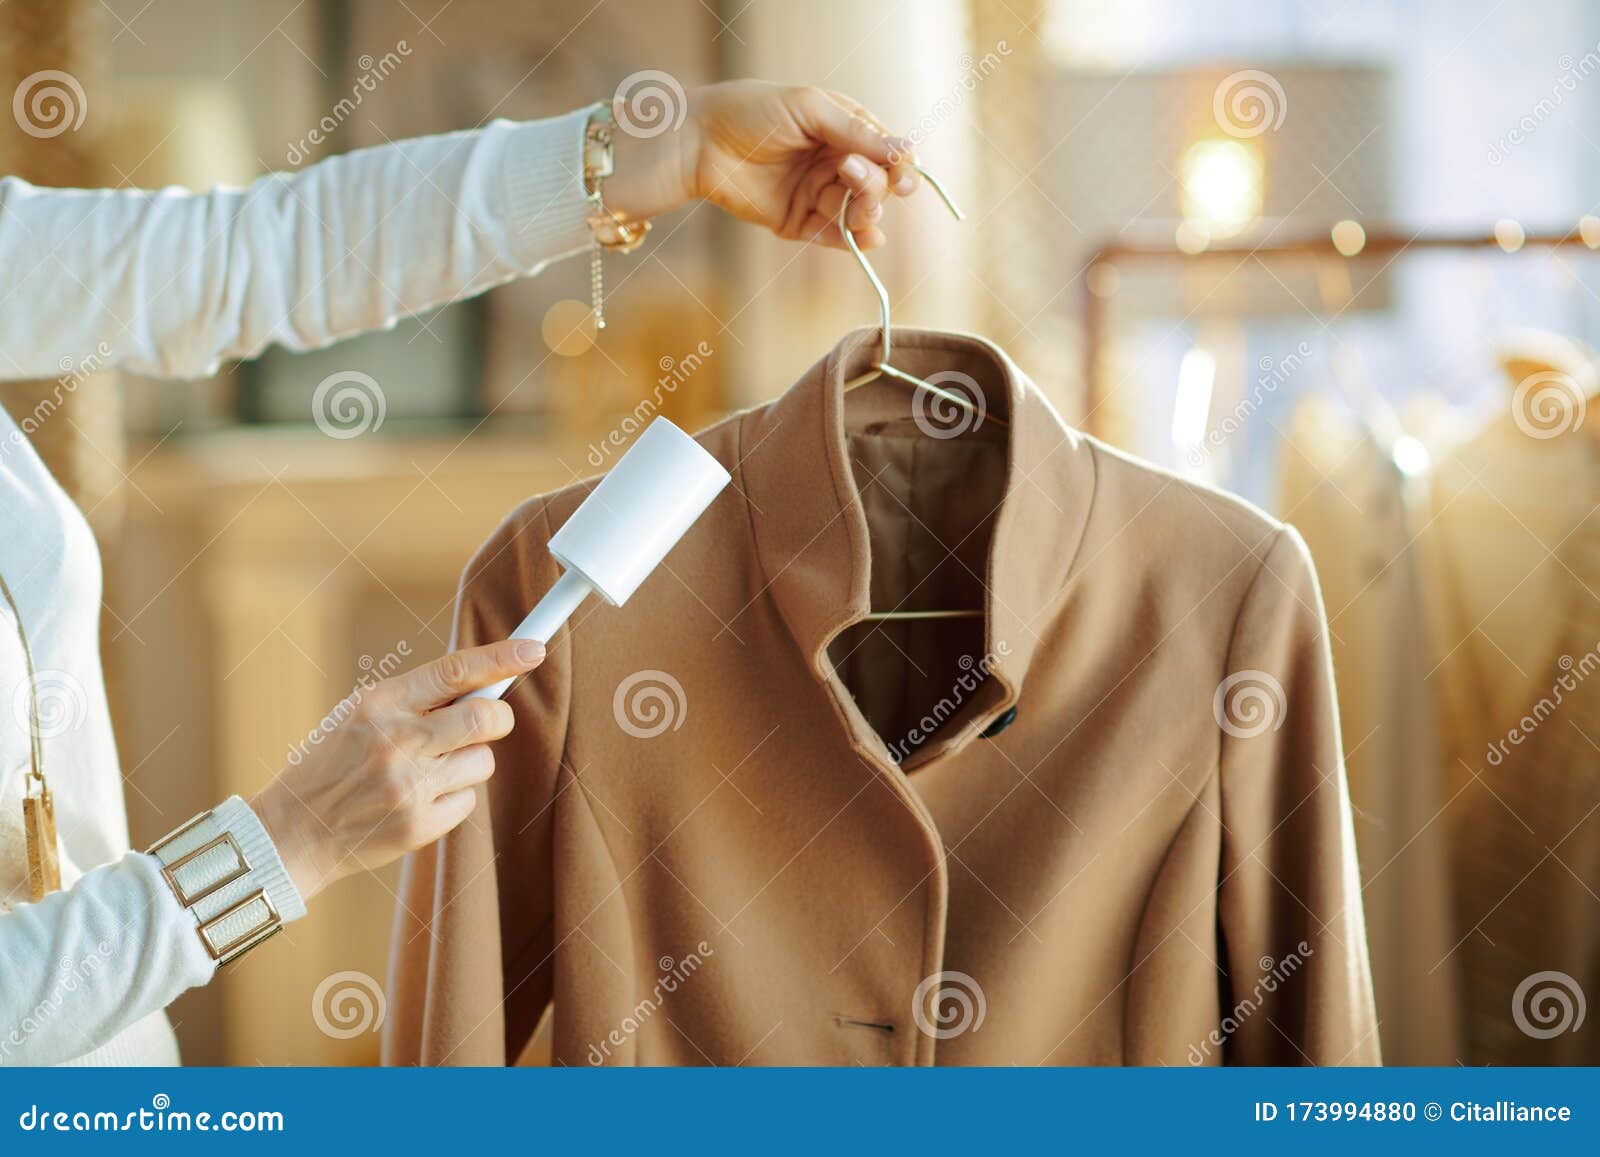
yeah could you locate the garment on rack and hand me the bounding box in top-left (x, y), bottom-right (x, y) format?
top-left (1276, 396), bottom-right (1462, 1064)
top-left (1423, 416), bottom-right (1600, 1064)
top-left (384, 327), bottom-right (1378, 1067)
top-left (1420, 411), bottom-right (1593, 772)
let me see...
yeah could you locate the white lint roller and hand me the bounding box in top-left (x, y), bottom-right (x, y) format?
top-left (462, 417), bottom-right (731, 701)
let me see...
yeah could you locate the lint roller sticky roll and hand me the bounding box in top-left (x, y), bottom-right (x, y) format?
top-left (462, 417), bottom-right (731, 701)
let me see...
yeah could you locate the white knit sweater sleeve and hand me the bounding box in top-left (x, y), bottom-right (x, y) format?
top-left (0, 108), bottom-right (595, 380)
top-left (0, 798), bottom-right (300, 1066)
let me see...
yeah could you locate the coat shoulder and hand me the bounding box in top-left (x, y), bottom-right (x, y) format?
top-left (461, 413), bottom-right (748, 592)
top-left (1076, 434), bottom-right (1300, 593)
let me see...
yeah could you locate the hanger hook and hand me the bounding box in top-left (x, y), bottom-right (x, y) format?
top-left (840, 163), bottom-right (964, 368)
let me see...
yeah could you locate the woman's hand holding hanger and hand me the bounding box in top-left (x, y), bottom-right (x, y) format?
top-left (0, 76), bottom-right (937, 1069)
top-left (602, 79), bottom-right (923, 251)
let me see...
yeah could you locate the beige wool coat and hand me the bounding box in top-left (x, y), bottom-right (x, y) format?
top-left (384, 328), bottom-right (1379, 1067)
top-left (1277, 398), bottom-right (1461, 1064)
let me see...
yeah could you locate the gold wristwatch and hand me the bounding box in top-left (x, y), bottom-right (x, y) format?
top-left (583, 103), bottom-right (650, 329)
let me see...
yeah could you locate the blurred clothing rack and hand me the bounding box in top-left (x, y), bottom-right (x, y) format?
top-left (1078, 225), bottom-right (1600, 437)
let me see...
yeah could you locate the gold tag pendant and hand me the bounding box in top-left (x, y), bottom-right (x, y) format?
top-left (23, 786), bottom-right (61, 901)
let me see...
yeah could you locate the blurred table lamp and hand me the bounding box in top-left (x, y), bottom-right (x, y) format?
top-left (1052, 63), bottom-right (1391, 461)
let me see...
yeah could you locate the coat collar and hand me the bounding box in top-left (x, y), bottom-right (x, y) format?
top-left (737, 327), bottom-right (1096, 757)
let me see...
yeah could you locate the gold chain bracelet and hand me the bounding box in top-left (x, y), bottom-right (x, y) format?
top-left (583, 104), bottom-right (651, 331)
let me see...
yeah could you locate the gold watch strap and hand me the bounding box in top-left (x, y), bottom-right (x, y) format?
top-left (583, 103), bottom-right (616, 195)
top-left (583, 104), bottom-right (652, 254)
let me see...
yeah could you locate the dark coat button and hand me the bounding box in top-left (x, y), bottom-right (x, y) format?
top-left (980, 705), bottom-right (1017, 739)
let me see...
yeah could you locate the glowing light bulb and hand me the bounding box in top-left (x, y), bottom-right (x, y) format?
top-left (1180, 139), bottom-right (1263, 239)
top-left (1331, 219), bottom-right (1366, 257)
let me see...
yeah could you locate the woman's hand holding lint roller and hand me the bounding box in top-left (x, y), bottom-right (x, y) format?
top-left (248, 639), bottom-right (546, 903)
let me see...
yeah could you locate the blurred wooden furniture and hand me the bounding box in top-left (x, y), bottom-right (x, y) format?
top-left (107, 427), bottom-right (585, 1064)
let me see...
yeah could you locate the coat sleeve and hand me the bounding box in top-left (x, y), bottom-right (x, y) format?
top-left (384, 501), bottom-right (571, 1065)
top-left (1216, 526), bottom-right (1381, 1065)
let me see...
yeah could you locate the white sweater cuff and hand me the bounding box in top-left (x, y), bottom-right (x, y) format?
top-left (494, 105), bottom-right (598, 270)
top-left (210, 795), bottom-right (307, 924)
